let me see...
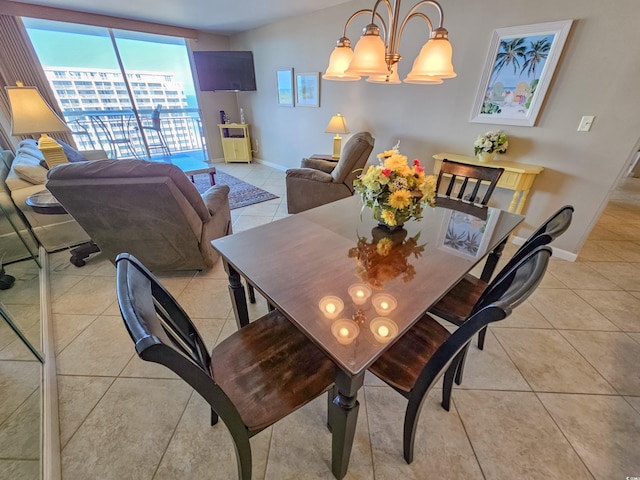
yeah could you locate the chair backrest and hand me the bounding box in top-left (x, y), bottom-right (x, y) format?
top-left (418, 246), bottom-right (552, 388)
top-left (330, 131), bottom-right (375, 190)
top-left (500, 205), bottom-right (573, 277)
top-left (435, 159), bottom-right (504, 211)
top-left (46, 159), bottom-right (216, 270)
top-left (116, 253), bottom-right (239, 419)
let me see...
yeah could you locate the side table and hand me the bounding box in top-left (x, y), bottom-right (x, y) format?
top-left (25, 190), bottom-right (100, 267)
top-left (309, 153), bottom-right (339, 162)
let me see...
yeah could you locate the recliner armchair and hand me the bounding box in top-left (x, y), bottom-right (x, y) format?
top-left (46, 159), bottom-right (231, 271)
top-left (286, 131), bottom-right (374, 213)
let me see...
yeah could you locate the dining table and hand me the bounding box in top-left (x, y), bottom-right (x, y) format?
top-left (211, 195), bottom-right (523, 479)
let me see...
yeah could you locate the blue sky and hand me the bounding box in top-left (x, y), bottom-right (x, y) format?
top-left (26, 27), bottom-right (197, 101)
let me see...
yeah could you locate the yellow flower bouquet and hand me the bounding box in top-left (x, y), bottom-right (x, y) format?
top-left (353, 147), bottom-right (437, 229)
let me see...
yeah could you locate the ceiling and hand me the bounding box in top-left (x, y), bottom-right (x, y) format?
top-left (12, 0), bottom-right (355, 34)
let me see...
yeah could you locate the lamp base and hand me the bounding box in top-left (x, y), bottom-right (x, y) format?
top-left (332, 135), bottom-right (342, 159)
top-left (38, 133), bottom-right (68, 169)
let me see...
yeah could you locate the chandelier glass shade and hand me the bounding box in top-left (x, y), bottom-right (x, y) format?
top-left (323, 0), bottom-right (456, 85)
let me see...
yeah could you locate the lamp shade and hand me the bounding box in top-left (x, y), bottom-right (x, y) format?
top-left (323, 45), bottom-right (361, 81)
top-left (407, 32), bottom-right (456, 79)
top-left (325, 113), bottom-right (350, 134)
top-left (6, 84), bottom-right (70, 135)
top-left (345, 32), bottom-right (388, 76)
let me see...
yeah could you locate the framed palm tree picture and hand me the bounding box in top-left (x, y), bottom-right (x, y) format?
top-left (470, 20), bottom-right (572, 127)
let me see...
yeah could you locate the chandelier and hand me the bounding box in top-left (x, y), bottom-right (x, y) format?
top-left (323, 0), bottom-right (456, 84)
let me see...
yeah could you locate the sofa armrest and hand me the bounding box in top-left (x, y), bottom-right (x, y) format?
top-left (201, 184), bottom-right (231, 215)
top-left (285, 168), bottom-right (334, 183)
top-left (300, 157), bottom-right (337, 174)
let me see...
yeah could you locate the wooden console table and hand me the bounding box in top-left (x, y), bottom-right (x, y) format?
top-left (433, 152), bottom-right (543, 214)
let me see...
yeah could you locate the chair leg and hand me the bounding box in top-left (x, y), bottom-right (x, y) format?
top-left (327, 387), bottom-right (336, 433)
top-left (403, 399), bottom-right (422, 464)
top-left (231, 433), bottom-right (253, 480)
top-left (441, 363), bottom-right (456, 412)
top-left (454, 344), bottom-right (470, 386)
top-left (247, 283), bottom-right (256, 304)
top-left (477, 326), bottom-right (488, 350)
top-left (211, 407), bottom-right (219, 426)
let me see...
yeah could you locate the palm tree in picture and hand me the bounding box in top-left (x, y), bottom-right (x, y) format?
top-left (522, 37), bottom-right (552, 78)
top-left (492, 37), bottom-right (527, 77)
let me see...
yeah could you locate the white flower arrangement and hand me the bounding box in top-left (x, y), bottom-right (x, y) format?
top-left (473, 130), bottom-right (509, 155)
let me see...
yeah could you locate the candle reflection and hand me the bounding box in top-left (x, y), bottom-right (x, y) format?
top-left (331, 318), bottom-right (360, 345)
top-left (318, 296), bottom-right (344, 319)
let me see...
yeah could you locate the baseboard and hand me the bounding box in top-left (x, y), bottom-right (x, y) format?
top-left (511, 235), bottom-right (577, 262)
top-left (253, 158), bottom-right (287, 172)
top-left (41, 248), bottom-right (61, 480)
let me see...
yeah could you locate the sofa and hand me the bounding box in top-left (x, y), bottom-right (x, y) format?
top-left (1, 139), bottom-right (106, 252)
top-left (46, 159), bottom-right (232, 271)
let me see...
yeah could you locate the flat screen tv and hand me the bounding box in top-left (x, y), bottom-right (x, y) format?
top-left (193, 51), bottom-right (257, 92)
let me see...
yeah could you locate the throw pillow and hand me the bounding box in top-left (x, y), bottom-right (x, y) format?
top-left (12, 151), bottom-right (48, 184)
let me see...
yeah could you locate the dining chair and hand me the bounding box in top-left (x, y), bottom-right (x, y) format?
top-left (368, 245), bottom-right (552, 464)
top-left (141, 105), bottom-right (171, 157)
top-left (435, 159), bottom-right (504, 219)
top-left (115, 253), bottom-right (335, 480)
top-left (431, 205), bottom-right (574, 350)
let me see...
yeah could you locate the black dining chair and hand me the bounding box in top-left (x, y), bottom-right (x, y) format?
top-left (115, 253), bottom-right (335, 480)
top-left (431, 205), bottom-right (574, 351)
top-left (368, 245), bottom-right (552, 464)
top-left (435, 159), bottom-right (504, 219)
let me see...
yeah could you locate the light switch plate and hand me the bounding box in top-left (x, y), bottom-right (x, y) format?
top-left (578, 115), bottom-right (595, 131)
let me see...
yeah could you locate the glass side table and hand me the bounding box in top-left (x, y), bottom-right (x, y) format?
top-left (25, 190), bottom-right (100, 267)
top-left (25, 190), bottom-right (66, 215)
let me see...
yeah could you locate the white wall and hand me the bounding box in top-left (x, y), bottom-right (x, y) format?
top-left (228, 0), bottom-right (640, 256)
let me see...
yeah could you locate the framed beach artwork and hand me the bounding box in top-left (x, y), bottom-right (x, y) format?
top-left (438, 209), bottom-right (499, 260)
top-left (277, 69), bottom-right (294, 106)
top-left (470, 20), bottom-right (573, 127)
top-left (295, 72), bottom-right (320, 107)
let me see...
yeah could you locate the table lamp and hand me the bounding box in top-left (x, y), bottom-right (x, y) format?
top-left (6, 82), bottom-right (71, 168)
top-left (325, 112), bottom-right (350, 159)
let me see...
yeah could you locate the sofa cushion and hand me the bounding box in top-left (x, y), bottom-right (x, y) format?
top-left (12, 149), bottom-right (48, 185)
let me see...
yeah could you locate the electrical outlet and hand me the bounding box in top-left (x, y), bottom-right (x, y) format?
top-left (577, 115), bottom-right (595, 132)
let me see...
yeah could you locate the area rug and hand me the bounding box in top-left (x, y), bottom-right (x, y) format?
top-left (193, 171), bottom-right (278, 210)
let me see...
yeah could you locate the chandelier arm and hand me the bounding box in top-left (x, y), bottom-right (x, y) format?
top-left (395, 12), bottom-right (433, 56)
top-left (342, 9), bottom-right (388, 42)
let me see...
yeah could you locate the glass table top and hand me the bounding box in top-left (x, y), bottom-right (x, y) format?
top-left (212, 196), bottom-right (523, 375)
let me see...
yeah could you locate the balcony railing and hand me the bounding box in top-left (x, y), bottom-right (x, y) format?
top-left (63, 108), bottom-right (207, 161)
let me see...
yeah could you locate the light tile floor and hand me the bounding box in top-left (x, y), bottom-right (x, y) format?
top-left (50, 164), bottom-right (640, 479)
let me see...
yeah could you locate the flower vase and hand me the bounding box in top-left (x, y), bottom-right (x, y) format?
top-left (477, 151), bottom-right (496, 163)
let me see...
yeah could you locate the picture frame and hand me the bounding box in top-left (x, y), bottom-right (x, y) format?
top-left (276, 69), bottom-right (294, 107)
top-left (470, 20), bottom-right (573, 127)
top-left (295, 72), bottom-right (320, 108)
top-left (437, 208), bottom-right (499, 260)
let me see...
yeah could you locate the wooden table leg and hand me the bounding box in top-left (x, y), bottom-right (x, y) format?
top-left (330, 370), bottom-right (364, 480)
top-left (223, 260), bottom-right (249, 329)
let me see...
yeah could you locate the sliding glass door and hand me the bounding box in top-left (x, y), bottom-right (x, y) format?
top-left (23, 18), bottom-right (205, 161)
